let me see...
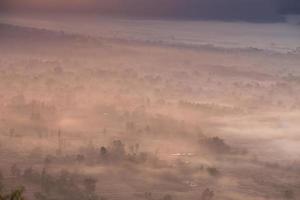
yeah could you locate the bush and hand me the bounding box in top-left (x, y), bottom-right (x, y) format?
top-left (0, 187), bottom-right (25, 200)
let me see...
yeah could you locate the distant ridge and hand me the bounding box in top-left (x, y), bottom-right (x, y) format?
top-left (0, 22), bottom-right (298, 56)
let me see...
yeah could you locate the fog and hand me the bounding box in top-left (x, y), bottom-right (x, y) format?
top-left (1, 14), bottom-right (300, 53)
top-left (0, 14), bottom-right (300, 200)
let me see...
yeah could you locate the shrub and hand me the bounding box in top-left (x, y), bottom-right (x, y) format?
top-left (0, 187), bottom-right (25, 200)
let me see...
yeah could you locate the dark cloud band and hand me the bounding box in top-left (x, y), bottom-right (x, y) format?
top-left (1, 0), bottom-right (299, 22)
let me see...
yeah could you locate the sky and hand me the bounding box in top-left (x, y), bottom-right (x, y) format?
top-left (0, 0), bottom-right (300, 22)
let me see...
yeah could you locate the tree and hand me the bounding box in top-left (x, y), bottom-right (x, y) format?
top-left (11, 164), bottom-right (21, 178)
top-left (76, 154), bottom-right (85, 163)
top-left (162, 194), bottom-right (172, 200)
top-left (283, 189), bottom-right (294, 199)
top-left (83, 178), bottom-right (99, 200)
top-left (199, 136), bottom-right (231, 154)
top-left (83, 178), bottom-right (97, 193)
top-left (206, 167), bottom-right (220, 177)
top-left (201, 188), bottom-right (214, 200)
top-left (144, 192), bottom-right (152, 200)
top-left (111, 140), bottom-right (126, 160)
top-left (0, 172), bottom-right (3, 191)
top-left (100, 147), bottom-right (107, 156)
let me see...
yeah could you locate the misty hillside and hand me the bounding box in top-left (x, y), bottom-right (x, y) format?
top-left (0, 22), bottom-right (300, 200)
